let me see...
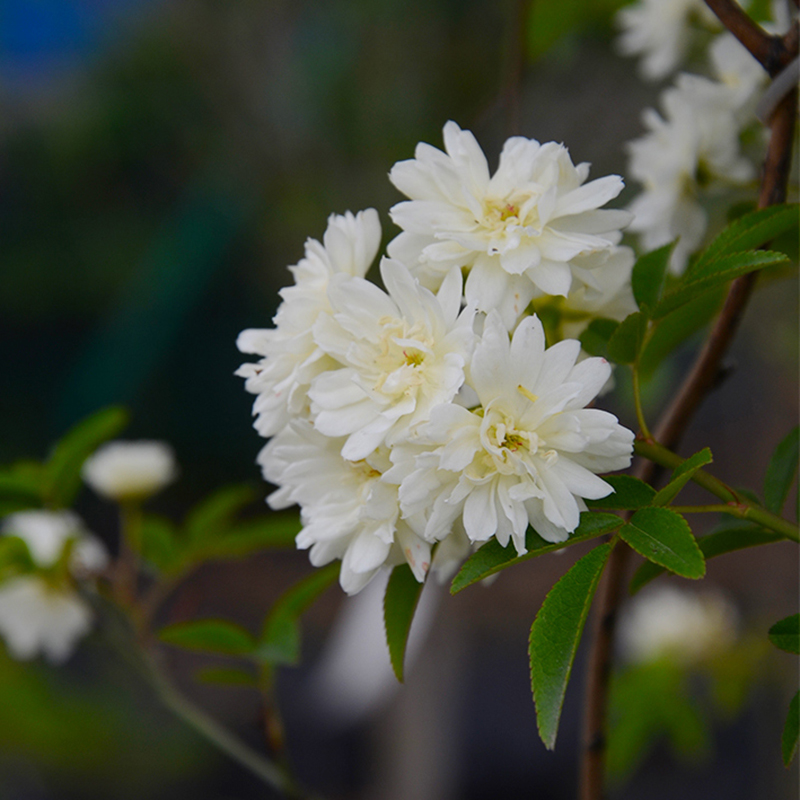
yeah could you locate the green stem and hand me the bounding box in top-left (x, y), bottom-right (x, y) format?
top-left (634, 439), bottom-right (736, 501)
top-left (635, 439), bottom-right (800, 542)
top-left (98, 601), bottom-right (303, 797)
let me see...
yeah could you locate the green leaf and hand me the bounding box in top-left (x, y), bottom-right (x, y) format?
top-left (190, 513), bottom-right (301, 561)
top-left (0, 469), bottom-right (44, 508)
top-left (691, 203), bottom-right (799, 274)
top-left (195, 666), bottom-right (257, 687)
top-left (585, 476), bottom-right (656, 510)
top-left (158, 619), bottom-right (255, 655)
top-left (639, 289), bottom-right (724, 378)
top-left (578, 318), bottom-right (620, 359)
top-left (653, 250), bottom-right (789, 319)
top-left (0, 535), bottom-right (36, 581)
top-left (184, 485), bottom-right (256, 545)
top-left (451, 512), bottom-right (622, 594)
top-left (630, 522), bottom-right (781, 593)
top-left (764, 427), bottom-right (799, 514)
top-left (384, 564), bottom-right (425, 682)
top-left (632, 243), bottom-right (673, 312)
top-left (607, 312), bottom-right (647, 364)
top-left (619, 507), bottom-right (705, 579)
top-left (530, 542), bottom-right (613, 750)
top-left (782, 691), bottom-right (799, 767)
top-left (44, 407), bottom-right (129, 508)
top-left (768, 614), bottom-right (800, 654)
top-left (653, 448), bottom-right (713, 506)
top-left (140, 515), bottom-right (182, 574)
top-left (255, 563), bottom-right (339, 666)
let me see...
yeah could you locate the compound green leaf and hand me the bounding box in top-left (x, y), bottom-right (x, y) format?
top-left (579, 318), bottom-right (620, 359)
top-left (607, 312), bottom-right (647, 364)
top-left (653, 448), bottom-right (713, 506)
top-left (193, 513), bottom-right (301, 560)
top-left (530, 542), bottom-right (612, 750)
top-left (158, 619), bottom-right (255, 656)
top-left (764, 427), bottom-right (799, 514)
top-left (140, 515), bottom-right (182, 574)
top-left (255, 562), bottom-right (339, 666)
top-left (638, 288), bottom-right (724, 378)
top-left (632, 243), bottom-right (673, 312)
top-left (691, 203), bottom-right (799, 273)
top-left (769, 614), bottom-right (800, 655)
top-left (619, 507), bottom-right (704, 579)
top-left (653, 250), bottom-right (788, 319)
top-left (384, 564), bottom-right (424, 682)
top-left (630, 522), bottom-right (781, 593)
top-left (450, 512), bottom-right (622, 594)
top-left (184, 485), bottom-right (256, 545)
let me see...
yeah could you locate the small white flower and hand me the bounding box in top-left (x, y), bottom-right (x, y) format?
top-left (626, 75), bottom-right (755, 273)
top-left (0, 577), bottom-right (94, 663)
top-left (236, 209), bottom-right (382, 438)
top-left (388, 121), bottom-right (631, 328)
top-left (619, 585), bottom-right (738, 665)
top-left (260, 420), bottom-right (431, 595)
top-left (0, 511), bottom-right (108, 663)
top-left (709, 33), bottom-right (767, 116)
top-left (389, 313), bottom-right (634, 553)
top-left (616, 0), bottom-right (718, 80)
top-left (82, 441), bottom-right (177, 502)
top-left (1, 510), bottom-right (108, 574)
top-left (309, 258), bottom-right (476, 460)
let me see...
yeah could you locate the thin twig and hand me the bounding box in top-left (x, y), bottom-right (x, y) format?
top-left (579, 26), bottom-right (798, 800)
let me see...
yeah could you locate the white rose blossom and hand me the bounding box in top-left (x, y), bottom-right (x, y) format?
top-left (386, 312), bottom-right (634, 553)
top-left (387, 121), bottom-right (632, 329)
top-left (237, 209), bottom-right (382, 438)
top-left (260, 420), bottom-right (431, 595)
top-left (615, 0), bottom-right (718, 80)
top-left (0, 511), bottom-right (108, 663)
top-left (309, 258), bottom-right (476, 460)
top-left (626, 74), bottom-right (755, 273)
top-left (82, 440), bottom-right (178, 502)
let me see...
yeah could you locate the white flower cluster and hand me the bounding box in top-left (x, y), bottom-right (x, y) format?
top-left (0, 511), bottom-right (108, 663)
top-left (239, 124), bottom-right (635, 595)
top-left (618, 0), bottom-right (792, 273)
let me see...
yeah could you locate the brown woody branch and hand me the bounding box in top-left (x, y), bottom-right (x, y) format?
top-left (579, 21), bottom-right (798, 800)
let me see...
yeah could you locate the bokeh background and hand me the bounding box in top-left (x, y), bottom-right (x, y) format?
top-left (1, 1), bottom-right (797, 798)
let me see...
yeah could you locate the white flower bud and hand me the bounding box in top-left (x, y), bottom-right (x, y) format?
top-left (82, 440), bottom-right (177, 502)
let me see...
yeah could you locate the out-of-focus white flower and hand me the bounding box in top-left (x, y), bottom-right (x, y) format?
top-left (0, 577), bottom-right (94, 663)
top-left (1, 510), bottom-right (107, 575)
top-left (388, 121), bottom-right (631, 329)
top-left (237, 209), bottom-right (382, 438)
top-left (260, 420), bottom-right (431, 594)
top-left (619, 585), bottom-right (739, 665)
top-left (627, 75), bottom-right (755, 273)
top-left (0, 511), bottom-right (108, 663)
top-left (387, 313), bottom-right (634, 553)
top-left (710, 33), bottom-right (767, 115)
top-left (616, 0), bottom-right (718, 80)
top-left (82, 441), bottom-right (177, 502)
top-left (309, 259), bottom-right (475, 461)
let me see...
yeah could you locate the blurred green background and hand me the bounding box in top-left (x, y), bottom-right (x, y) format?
top-left (0, 1), bottom-right (797, 798)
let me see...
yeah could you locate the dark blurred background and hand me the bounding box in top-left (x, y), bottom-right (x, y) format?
top-left (0, 1), bottom-right (797, 798)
